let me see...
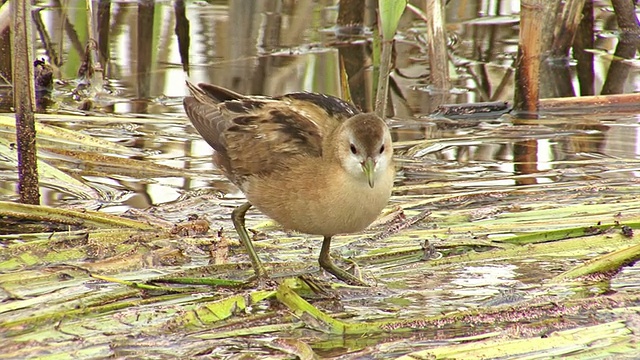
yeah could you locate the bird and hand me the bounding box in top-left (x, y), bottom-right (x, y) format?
top-left (183, 81), bottom-right (395, 286)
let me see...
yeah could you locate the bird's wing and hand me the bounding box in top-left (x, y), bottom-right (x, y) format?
top-left (184, 83), bottom-right (359, 182)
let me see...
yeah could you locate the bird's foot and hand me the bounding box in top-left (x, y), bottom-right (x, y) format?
top-left (319, 259), bottom-right (369, 287)
top-left (244, 272), bottom-right (279, 289)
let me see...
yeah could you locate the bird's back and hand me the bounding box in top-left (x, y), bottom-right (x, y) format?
top-left (183, 82), bottom-right (360, 186)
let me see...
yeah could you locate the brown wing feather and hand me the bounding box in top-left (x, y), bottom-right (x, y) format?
top-left (196, 82), bottom-right (246, 102)
top-left (184, 82), bottom-right (350, 185)
top-left (278, 92), bottom-right (359, 120)
top-left (223, 106), bottom-right (324, 179)
top-left (183, 97), bottom-right (227, 152)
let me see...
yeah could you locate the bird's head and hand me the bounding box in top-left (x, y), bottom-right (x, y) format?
top-left (336, 113), bottom-right (393, 188)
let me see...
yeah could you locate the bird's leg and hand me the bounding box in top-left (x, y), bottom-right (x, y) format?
top-left (318, 236), bottom-right (368, 286)
top-left (231, 202), bottom-right (268, 280)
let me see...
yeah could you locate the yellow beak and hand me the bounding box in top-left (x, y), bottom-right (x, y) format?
top-left (362, 158), bottom-right (375, 188)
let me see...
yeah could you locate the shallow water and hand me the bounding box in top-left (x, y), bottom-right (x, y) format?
top-left (1, 0), bottom-right (640, 358)
top-left (1, 0), bottom-right (638, 208)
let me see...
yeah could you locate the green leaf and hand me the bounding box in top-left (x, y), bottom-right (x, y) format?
top-left (378, 0), bottom-right (407, 40)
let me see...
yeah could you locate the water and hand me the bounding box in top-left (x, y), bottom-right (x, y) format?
top-left (1, 0), bottom-right (640, 358)
top-left (1, 0), bottom-right (638, 208)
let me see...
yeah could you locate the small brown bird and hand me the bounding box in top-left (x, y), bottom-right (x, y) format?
top-left (183, 82), bottom-right (394, 285)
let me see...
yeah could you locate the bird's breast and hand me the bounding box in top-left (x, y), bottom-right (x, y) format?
top-left (244, 162), bottom-right (394, 237)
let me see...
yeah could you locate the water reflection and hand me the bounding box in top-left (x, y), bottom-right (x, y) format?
top-left (0, 0), bottom-right (638, 207)
top-left (3, 0), bottom-right (635, 113)
top-left (1, 2), bottom-right (640, 358)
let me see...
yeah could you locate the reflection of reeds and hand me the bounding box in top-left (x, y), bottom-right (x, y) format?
top-left (601, 0), bottom-right (640, 95)
top-left (32, 8), bottom-right (61, 68)
top-left (574, 0), bottom-right (594, 96)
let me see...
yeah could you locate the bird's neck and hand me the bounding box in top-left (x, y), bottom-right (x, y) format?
top-left (322, 125), bottom-right (344, 163)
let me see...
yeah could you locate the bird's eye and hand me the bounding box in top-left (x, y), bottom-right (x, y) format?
top-left (350, 144), bottom-right (357, 154)
top-left (379, 145), bottom-right (385, 154)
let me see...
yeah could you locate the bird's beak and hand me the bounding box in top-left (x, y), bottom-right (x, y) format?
top-left (362, 158), bottom-right (375, 188)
